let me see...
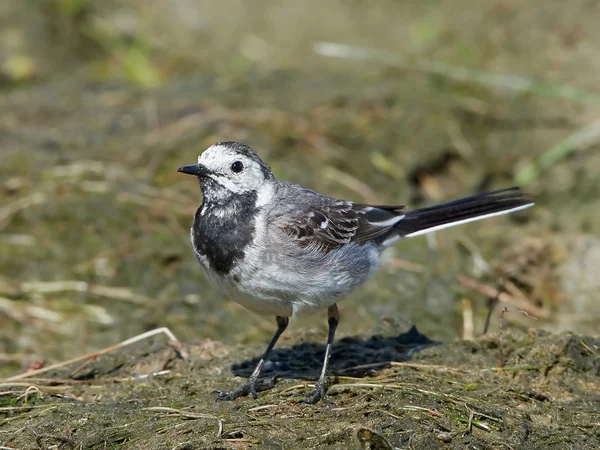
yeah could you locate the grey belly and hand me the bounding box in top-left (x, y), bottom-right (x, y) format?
top-left (232, 242), bottom-right (382, 316)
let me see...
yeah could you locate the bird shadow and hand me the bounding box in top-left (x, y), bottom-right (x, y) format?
top-left (231, 325), bottom-right (436, 380)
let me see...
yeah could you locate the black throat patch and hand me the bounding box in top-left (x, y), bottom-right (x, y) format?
top-left (191, 191), bottom-right (258, 276)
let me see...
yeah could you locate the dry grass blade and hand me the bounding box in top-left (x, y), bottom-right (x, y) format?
top-left (0, 297), bottom-right (27, 323)
top-left (516, 122), bottom-right (600, 186)
top-left (246, 404), bottom-right (279, 413)
top-left (142, 406), bottom-right (223, 437)
top-left (16, 385), bottom-right (43, 405)
top-left (462, 298), bottom-right (474, 340)
top-left (3, 327), bottom-right (186, 382)
top-left (118, 370), bottom-right (172, 382)
top-left (20, 281), bottom-right (152, 305)
top-left (387, 258), bottom-right (426, 273)
top-left (389, 362), bottom-right (470, 375)
top-left (0, 296), bottom-right (62, 324)
top-left (323, 166), bottom-right (379, 204)
top-left (580, 341), bottom-right (598, 356)
top-left (277, 383), bottom-right (312, 394)
top-left (0, 405), bottom-right (57, 412)
top-left (337, 361), bottom-right (470, 376)
top-left (0, 382), bottom-right (69, 393)
top-left (314, 42), bottom-right (600, 105)
top-left (0, 353), bottom-right (27, 362)
top-left (0, 193), bottom-right (45, 231)
top-left (1, 377), bottom-right (114, 385)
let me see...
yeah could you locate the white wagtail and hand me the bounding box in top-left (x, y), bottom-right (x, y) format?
top-left (178, 141), bottom-right (534, 404)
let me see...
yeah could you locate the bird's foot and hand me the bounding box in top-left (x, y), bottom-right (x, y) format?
top-left (297, 379), bottom-right (333, 406)
top-left (214, 377), bottom-right (275, 401)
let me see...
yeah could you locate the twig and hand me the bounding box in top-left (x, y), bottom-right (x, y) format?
top-left (498, 307), bottom-right (509, 368)
top-left (68, 357), bottom-right (97, 378)
top-left (142, 407), bottom-right (223, 438)
top-left (457, 237), bottom-right (490, 277)
top-left (483, 278), bottom-right (505, 335)
top-left (4, 327), bottom-right (186, 381)
top-left (458, 276), bottom-right (548, 318)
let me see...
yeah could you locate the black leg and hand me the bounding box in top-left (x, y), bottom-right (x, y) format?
top-left (301, 304), bottom-right (339, 405)
top-left (215, 315), bottom-right (289, 401)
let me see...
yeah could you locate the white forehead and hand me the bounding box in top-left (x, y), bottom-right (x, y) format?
top-left (198, 144), bottom-right (241, 166)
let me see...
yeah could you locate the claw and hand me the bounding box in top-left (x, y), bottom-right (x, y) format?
top-left (214, 382), bottom-right (255, 401)
top-left (296, 380), bottom-right (333, 406)
top-left (214, 378), bottom-right (275, 401)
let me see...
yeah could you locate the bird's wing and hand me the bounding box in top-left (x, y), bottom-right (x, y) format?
top-left (280, 199), bottom-right (406, 252)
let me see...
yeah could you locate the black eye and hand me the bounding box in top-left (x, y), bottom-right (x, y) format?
top-left (230, 161), bottom-right (244, 173)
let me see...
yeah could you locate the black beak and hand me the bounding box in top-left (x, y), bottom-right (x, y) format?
top-left (177, 164), bottom-right (214, 177)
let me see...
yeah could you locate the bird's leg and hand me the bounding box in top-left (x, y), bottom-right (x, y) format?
top-left (215, 315), bottom-right (288, 401)
top-left (300, 304), bottom-right (339, 405)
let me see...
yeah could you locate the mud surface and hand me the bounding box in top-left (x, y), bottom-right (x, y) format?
top-left (1, 329), bottom-right (599, 449)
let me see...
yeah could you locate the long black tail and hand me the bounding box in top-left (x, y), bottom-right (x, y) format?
top-left (395, 187), bottom-right (533, 238)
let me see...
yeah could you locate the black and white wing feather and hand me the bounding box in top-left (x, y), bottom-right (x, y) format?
top-left (279, 187), bottom-right (533, 253)
top-left (282, 200), bottom-right (405, 252)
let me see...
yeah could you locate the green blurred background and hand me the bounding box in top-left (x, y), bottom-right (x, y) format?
top-left (1, 0), bottom-right (599, 373)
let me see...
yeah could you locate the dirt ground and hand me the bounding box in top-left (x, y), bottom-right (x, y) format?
top-left (1, 327), bottom-right (599, 449)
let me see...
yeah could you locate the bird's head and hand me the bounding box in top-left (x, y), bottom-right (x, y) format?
top-left (178, 142), bottom-right (274, 203)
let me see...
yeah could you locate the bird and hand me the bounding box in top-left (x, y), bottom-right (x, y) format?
top-left (177, 141), bottom-right (534, 404)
